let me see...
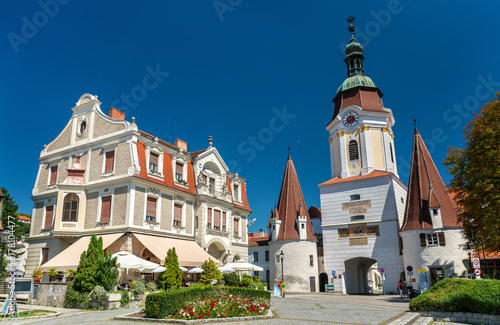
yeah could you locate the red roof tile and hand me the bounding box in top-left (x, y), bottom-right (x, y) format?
top-left (248, 236), bottom-right (269, 247)
top-left (308, 206), bottom-right (321, 219)
top-left (18, 215), bottom-right (31, 221)
top-left (330, 88), bottom-right (385, 124)
top-left (401, 126), bottom-right (459, 232)
top-left (319, 170), bottom-right (392, 186)
top-left (268, 153), bottom-right (316, 241)
top-left (226, 176), bottom-right (252, 212)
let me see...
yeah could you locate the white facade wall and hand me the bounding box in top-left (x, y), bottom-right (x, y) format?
top-left (269, 240), bottom-right (318, 293)
top-left (248, 245), bottom-right (270, 285)
top-left (401, 228), bottom-right (467, 289)
top-left (320, 175), bottom-right (406, 294)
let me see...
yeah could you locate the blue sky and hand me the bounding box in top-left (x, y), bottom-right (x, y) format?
top-left (1, 1), bottom-right (499, 233)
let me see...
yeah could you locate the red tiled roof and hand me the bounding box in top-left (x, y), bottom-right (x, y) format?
top-left (330, 88), bottom-right (385, 123)
top-left (308, 206), bottom-right (321, 219)
top-left (248, 236), bottom-right (269, 247)
top-left (268, 153), bottom-right (316, 241)
top-left (401, 126), bottom-right (459, 232)
top-left (135, 141), bottom-right (197, 195)
top-left (319, 170), bottom-right (392, 186)
top-left (138, 130), bottom-right (180, 152)
top-left (18, 215), bottom-right (31, 221)
top-left (189, 149), bottom-right (208, 157)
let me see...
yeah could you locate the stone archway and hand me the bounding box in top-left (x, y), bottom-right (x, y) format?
top-left (344, 257), bottom-right (377, 294)
top-left (319, 273), bottom-right (328, 292)
top-left (206, 239), bottom-right (227, 262)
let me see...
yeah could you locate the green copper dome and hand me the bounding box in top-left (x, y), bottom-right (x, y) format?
top-left (336, 75), bottom-right (377, 94)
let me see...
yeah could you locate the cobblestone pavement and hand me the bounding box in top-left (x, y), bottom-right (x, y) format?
top-left (9, 294), bottom-right (408, 325)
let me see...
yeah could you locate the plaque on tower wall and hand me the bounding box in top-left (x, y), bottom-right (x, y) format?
top-left (349, 237), bottom-right (368, 246)
top-left (341, 200), bottom-right (371, 215)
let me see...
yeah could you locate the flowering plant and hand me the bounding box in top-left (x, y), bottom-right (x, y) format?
top-left (169, 293), bottom-right (269, 320)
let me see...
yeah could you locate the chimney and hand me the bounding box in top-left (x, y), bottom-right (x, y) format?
top-left (259, 229), bottom-right (265, 237)
top-left (175, 139), bottom-right (188, 151)
top-left (109, 107), bottom-right (125, 120)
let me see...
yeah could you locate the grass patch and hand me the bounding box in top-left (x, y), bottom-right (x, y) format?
top-left (4, 309), bottom-right (57, 318)
top-left (409, 278), bottom-right (500, 315)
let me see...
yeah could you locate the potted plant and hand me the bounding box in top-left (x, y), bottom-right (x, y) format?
top-left (32, 268), bottom-right (45, 282)
top-left (65, 269), bottom-right (77, 281)
top-left (48, 268), bottom-right (58, 282)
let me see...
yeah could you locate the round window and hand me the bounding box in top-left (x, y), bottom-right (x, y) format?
top-left (78, 120), bottom-right (87, 137)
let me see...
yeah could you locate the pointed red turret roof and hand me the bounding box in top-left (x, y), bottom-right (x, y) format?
top-left (401, 123), bottom-right (458, 231)
top-left (267, 151), bottom-right (316, 241)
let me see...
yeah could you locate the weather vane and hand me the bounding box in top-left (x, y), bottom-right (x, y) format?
top-left (347, 16), bottom-right (355, 24)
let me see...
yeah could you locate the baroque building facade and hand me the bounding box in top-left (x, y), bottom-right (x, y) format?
top-left (27, 93), bottom-right (251, 275)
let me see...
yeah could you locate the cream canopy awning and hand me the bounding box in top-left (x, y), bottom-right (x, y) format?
top-left (40, 233), bottom-right (123, 272)
top-left (112, 251), bottom-right (160, 272)
top-left (132, 233), bottom-right (220, 267)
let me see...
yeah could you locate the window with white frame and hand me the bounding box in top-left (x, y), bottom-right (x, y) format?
top-left (207, 207), bottom-right (212, 228)
top-left (173, 203), bottom-right (182, 226)
top-left (348, 140), bottom-right (359, 161)
top-left (103, 149), bottom-right (115, 174)
top-left (175, 162), bottom-right (183, 181)
top-left (214, 210), bottom-right (221, 230)
top-left (100, 196), bottom-right (112, 222)
top-left (222, 211), bottom-right (227, 231)
top-left (146, 197), bottom-right (157, 222)
top-left (49, 164), bottom-right (58, 186)
top-left (43, 205), bottom-right (54, 229)
top-left (62, 193), bottom-right (79, 222)
top-left (209, 177), bottom-right (215, 194)
top-left (426, 233), bottom-right (439, 246)
top-left (233, 218), bottom-right (239, 238)
top-left (233, 184), bottom-right (239, 201)
top-left (149, 153), bottom-right (159, 172)
top-left (253, 251), bottom-right (259, 262)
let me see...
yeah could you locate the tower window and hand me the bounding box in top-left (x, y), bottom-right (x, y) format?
top-left (62, 193), bottom-right (79, 222)
top-left (350, 194), bottom-right (360, 201)
top-left (348, 140), bottom-right (359, 161)
top-left (390, 143), bottom-right (394, 163)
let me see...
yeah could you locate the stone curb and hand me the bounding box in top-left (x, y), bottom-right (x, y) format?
top-left (0, 312), bottom-right (61, 321)
top-left (114, 310), bottom-right (274, 324)
top-left (418, 311), bottom-right (500, 325)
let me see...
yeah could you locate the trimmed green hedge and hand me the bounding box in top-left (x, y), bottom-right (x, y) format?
top-left (409, 278), bottom-right (500, 315)
top-left (145, 285), bottom-right (271, 319)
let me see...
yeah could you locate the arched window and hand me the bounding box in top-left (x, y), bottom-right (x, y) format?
top-left (348, 140), bottom-right (359, 161)
top-left (62, 193), bottom-right (79, 221)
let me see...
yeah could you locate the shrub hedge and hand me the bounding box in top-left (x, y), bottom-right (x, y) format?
top-left (145, 285), bottom-right (271, 319)
top-left (409, 278), bottom-right (500, 315)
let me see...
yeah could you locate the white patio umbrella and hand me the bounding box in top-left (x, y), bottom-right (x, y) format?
top-left (224, 260), bottom-right (263, 272)
top-left (218, 266), bottom-right (236, 273)
top-left (188, 267), bottom-right (204, 273)
top-left (111, 251), bottom-right (160, 272)
top-left (151, 265), bottom-right (188, 273)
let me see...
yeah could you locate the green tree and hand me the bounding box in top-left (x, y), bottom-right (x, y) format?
top-left (73, 235), bottom-right (104, 292)
top-left (95, 252), bottom-right (118, 291)
top-left (0, 187), bottom-right (18, 231)
top-left (444, 92), bottom-right (500, 253)
top-left (157, 247), bottom-right (183, 290)
top-left (199, 259), bottom-right (222, 284)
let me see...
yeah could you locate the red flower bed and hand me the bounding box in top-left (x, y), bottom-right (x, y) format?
top-left (170, 293), bottom-right (269, 320)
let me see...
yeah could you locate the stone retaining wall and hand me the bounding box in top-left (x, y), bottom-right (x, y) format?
top-left (419, 311), bottom-right (500, 324)
top-left (33, 283), bottom-right (68, 308)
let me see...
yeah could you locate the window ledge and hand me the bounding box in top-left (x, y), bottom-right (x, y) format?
top-left (148, 171), bottom-right (164, 179)
top-left (207, 229), bottom-right (229, 237)
top-left (175, 179), bottom-right (189, 187)
top-left (98, 220), bottom-right (111, 225)
top-left (102, 172), bottom-right (114, 178)
top-left (46, 185), bottom-right (57, 190)
top-left (145, 220), bottom-right (159, 225)
top-left (173, 225), bottom-right (185, 230)
top-left (41, 227), bottom-right (52, 231)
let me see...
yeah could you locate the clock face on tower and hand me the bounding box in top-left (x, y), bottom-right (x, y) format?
top-left (342, 112), bottom-right (359, 127)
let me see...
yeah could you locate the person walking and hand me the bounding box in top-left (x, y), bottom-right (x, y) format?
top-left (397, 280), bottom-right (403, 299)
top-left (403, 281), bottom-right (408, 298)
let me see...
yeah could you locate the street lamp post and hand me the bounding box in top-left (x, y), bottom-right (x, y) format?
top-left (0, 231), bottom-right (10, 279)
top-left (280, 250), bottom-right (284, 281)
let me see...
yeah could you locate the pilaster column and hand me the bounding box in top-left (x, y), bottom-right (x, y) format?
top-left (358, 126), bottom-right (374, 175)
top-left (337, 131), bottom-right (349, 178)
